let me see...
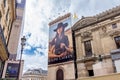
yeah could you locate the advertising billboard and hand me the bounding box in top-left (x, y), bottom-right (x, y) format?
top-left (48, 14), bottom-right (73, 64)
top-left (5, 63), bottom-right (19, 78)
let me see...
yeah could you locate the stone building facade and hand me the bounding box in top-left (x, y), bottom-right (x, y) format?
top-left (2, 60), bottom-right (24, 79)
top-left (8, 0), bottom-right (26, 57)
top-left (0, 0), bottom-right (16, 77)
top-left (48, 13), bottom-right (75, 80)
top-left (22, 68), bottom-right (47, 80)
top-left (2, 0), bottom-right (26, 79)
top-left (72, 5), bottom-right (120, 79)
top-left (0, 0), bottom-right (26, 79)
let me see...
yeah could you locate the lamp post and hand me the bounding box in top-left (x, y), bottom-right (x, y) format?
top-left (18, 36), bottom-right (26, 80)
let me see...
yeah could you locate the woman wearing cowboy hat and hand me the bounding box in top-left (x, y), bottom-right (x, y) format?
top-left (49, 22), bottom-right (72, 58)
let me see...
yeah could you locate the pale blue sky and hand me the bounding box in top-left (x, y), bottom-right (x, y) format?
top-left (22, 0), bottom-right (120, 73)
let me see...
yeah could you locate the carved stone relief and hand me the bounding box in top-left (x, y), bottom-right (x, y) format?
top-left (108, 29), bottom-right (120, 37)
top-left (101, 26), bottom-right (107, 33)
top-left (100, 26), bottom-right (108, 38)
top-left (81, 31), bottom-right (92, 42)
top-left (100, 28), bottom-right (120, 38)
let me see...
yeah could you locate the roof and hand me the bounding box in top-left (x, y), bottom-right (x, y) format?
top-left (72, 16), bottom-right (97, 30)
top-left (24, 68), bottom-right (47, 75)
top-left (72, 5), bottom-right (120, 31)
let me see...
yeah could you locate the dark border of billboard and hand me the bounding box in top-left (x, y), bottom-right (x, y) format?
top-left (48, 13), bottom-right (73, 64)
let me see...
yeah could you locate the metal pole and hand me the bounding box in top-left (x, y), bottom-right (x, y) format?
top-left (17, 46), bottom-right (23, 80)
top-left (17, 36), bottom-right (26, 80)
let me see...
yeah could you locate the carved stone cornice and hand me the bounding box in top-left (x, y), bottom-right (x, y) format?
top-left (75, 31), bottom-right (81, 37)
top-left (77, 55), bottom-right (97, 63)
top-left (77, 54), bottom-right (111, 63)
top-left (48, 61), bottom-right (74, 67)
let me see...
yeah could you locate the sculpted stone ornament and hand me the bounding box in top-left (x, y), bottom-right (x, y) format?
top-left (100, 27), bottom-right (108, 38)
top-left (102, 26), bottom-right (107, 33)
top-left (108, 29), bottom-right (120, 37)
top-left (81, 31), bottom-right (92, 39)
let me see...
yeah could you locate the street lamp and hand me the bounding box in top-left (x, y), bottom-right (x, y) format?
top-left (18, 36), bottom-right (26, 80)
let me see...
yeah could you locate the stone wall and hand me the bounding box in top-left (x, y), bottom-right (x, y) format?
top-left (48, 61), bottom-right (75, 80)
top-left (78, 73), bottom-right (120, 80)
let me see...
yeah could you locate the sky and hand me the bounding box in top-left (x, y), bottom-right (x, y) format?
top-left (21, 0), bottom-right (120, 73)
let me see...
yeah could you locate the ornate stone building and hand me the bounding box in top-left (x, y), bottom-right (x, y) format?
top-left (72, 5), bottom-right (120, 79)
top-left (0, 0), bottom-right (16, 77)
top-left (48, 13), bottom-right (75, 80)
top-left (0, 0), bottom-right (26, 79)
top-left (22, 68), bottom-right (47, 80)
top-left (7, 0), bottom-right (26, 56)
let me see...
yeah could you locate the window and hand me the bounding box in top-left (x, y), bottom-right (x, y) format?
top-left (3, 27), bottom-right (5, 33)
top-left (56, 69), bottom-right (64, 80)
top-left (114, 36), bottom-right (120, 49)
top-left (0, 11), bottom-right (1, 21)
top-left (112, 23), bottom-right (117, 29)
top-left (4, 0), bottom-right (6, 7)
top-left (88, 70), bottom-right (94, 76)
top-left (84, 40), bottom-right (92, 57)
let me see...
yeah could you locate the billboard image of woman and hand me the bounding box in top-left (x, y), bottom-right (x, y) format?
top-left (48, 16), bottom-right (73, 64)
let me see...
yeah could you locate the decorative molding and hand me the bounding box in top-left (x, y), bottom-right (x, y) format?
top-left (81, 31), bottom-right (92, 39)
top-left (99, 27), bottom-right (108, 38)
top-left (77, 55), bottom-right (97, 63)
top-left (81, 31), bottom-right (93, 42)
top-left (48, 61), bottom-right (74, 67)
top-left (107, 29), bottom-right (120, 37)
top-left (91, 26), bottom-right (100, 32)
top-left (77, 54), bottom-right (111, 63)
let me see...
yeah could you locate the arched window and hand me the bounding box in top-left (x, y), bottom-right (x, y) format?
top-left (56, 69), bottom-right (64, 80)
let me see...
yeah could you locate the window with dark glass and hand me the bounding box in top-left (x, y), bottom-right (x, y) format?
top-left (88, 70), bottom-right (94, 76)
top-left (56, 69), bottom-right (64, 80)
top-left (114, 36), bottom-right (120, 49)
top-left (112, 23), bottom-right (117, 29)
top-left (4, 0), bottom-right (6, 7)
top-left (84, 40), bottom-right (92, 57)
top-left (0, 11), bottom-right (1, 20)
top-left (3, 27), bottom-right (5, 33)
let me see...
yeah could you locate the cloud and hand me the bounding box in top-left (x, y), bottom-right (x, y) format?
top-left (22, 52), bottom-right (48, 73)
top-left (21, 0), bottom-right (120, 73)
top-left (69, 0), bottom-right (120, 17)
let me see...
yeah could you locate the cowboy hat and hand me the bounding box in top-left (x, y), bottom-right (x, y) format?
top-left (54, 22), bottom-right (68, 31)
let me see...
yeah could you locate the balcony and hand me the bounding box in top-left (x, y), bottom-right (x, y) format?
top-left (111, 49), bottom-right (120, 60)
top-left (0, 26), bottom-right (9, 61)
